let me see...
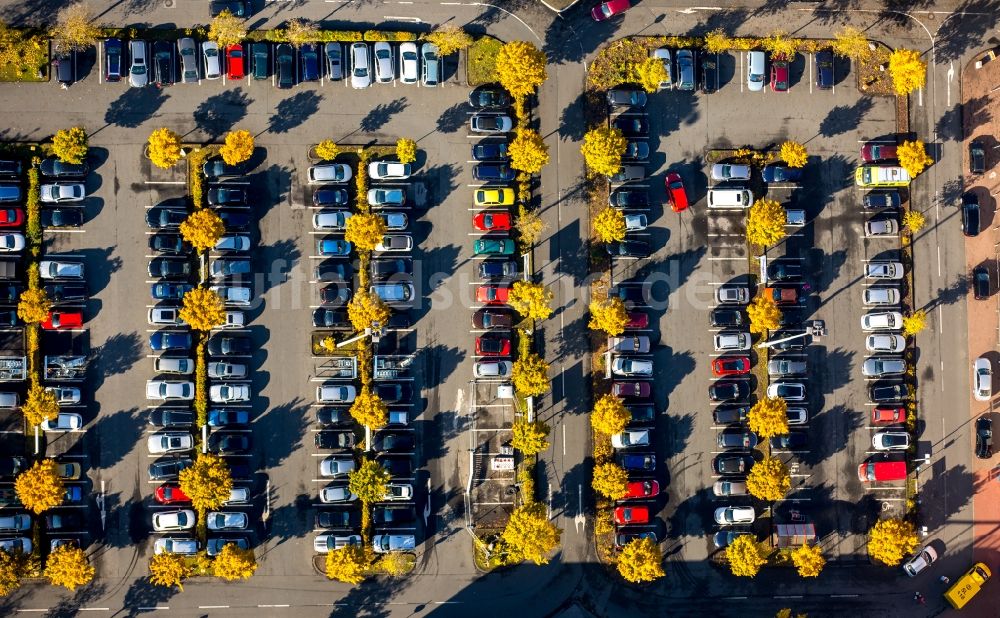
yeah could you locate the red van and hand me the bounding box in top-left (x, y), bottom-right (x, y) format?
top-left (858, 460), bottom-right (906, 482)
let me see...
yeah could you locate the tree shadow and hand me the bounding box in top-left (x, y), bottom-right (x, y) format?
top-left (75, 246), bottom-right (121, 296)
top-left (665, 486), bottom-right (716, 539)
top-left (551, 218), bottom-right (590, 286)
top-left (266, 492), bottom-right (313, 545)
top-left (104, 87), bottom-right (170, 129)
top-left (653, 347), bottom-right (695, 402)
top-left (819, 98), bottom-right (875, 138)
top-left (120, 575), bottom-right (179, 617)
top-left (553, 312), bottom-right (590, 361)
top-left (193, 87), bottom-right (252, 139)
top-left (436, 102), bottom-right (468, 134)
top-left (811, 248), bottom-right (848, 294)
top-left (796, 404), bottom-right (861, 466)
top-left (468, 0), bottom-right (533, 27)
top-left (88, 331), bottom-right (142, 391)
top-left (812, 347), bottom-right (855, 394)
top-left (255, 238), bottom-right (302, 296)
top-left (255, 397), bottom-right (309, 470)
top-left (92, 407), bottom-right (143, 470)
top-left (920, 461), bottom-right (975, 529)
top-left (935, 0), bottom-right (1000, 64)
top-left (542, 5), bottom-right (620, 65)
top-left (42, 579), bottom-right (108, 616)
top-left (662, 411), bottom-right (694, 460)
top-left (417, 342), bottom-right (462, 402)
top-left (751, 0), bottom-right (792, 16)
top-left (961, 94), bottom-right (994, 140)
top-left (422, 163), bottom-right (460, 205)
top-left (877, 0), bottom-right (935, 27)
top-left (360, 98), bottom-right (409, 133)
top-left (268, 91), bottom-right (323, 134)
top-left (923, 272), bottom-right (970, 311)
top-left (940, 177), bottom-right (964, 206)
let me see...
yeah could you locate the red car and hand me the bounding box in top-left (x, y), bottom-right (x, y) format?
top-left (612, 381), bottom-right (651, 398)
top-left (154, 484), bottom-right (191, 505)
top-left (476, 285), bottom-right (510, 305)
top-left (861, 142), bottom-right (898, 163)
top-left (765, 287), bottom-right (798, 305)
top-left (872, 406), bottom-right (905, 425)
top-left (625, 311), bottom-right (648, 329)
top-left (712, 356), bottom-right (751, 377)
top-left (41, 311), bottom-right (83, 330)
top-left (591, 0), bottom-right (631, 21)
top-left (473, 211), bottom-right (511, 232)
top-left (226, 44), bottom-right (245, 80)
top-left (665, 172), bottom-right (688, 212)
top-left (0, 208), bottom-right (24, 227)
top-left (475, 335), bottom-right (511, 357)
top-left (624, 480), bottom-right (660, 499)
top-left (613, 505), bottom-right (649, 525)
top-left (770, 54), bottom-right (789, 92)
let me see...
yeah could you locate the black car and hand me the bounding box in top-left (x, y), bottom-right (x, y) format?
top-left (479, 260), bottom-right (517, 280)
top-left (713, 405), bottom-right (750, 425)
top-left (610, 189), bottom-right (649, 209)
top-left (372, 258), bottom-right (412, 278)
top-left (377, 455), bottom-right (414, 478)
top-left (870, 382), bottom-right (908, 403)
top-left (207, 335), bottom-right (252, 356)
top-left (0, 456), bottom-right (26, 478)
top-left (251, 42), bottom-right (269, 80)
top-left (372, 505), bottom-right (417, 525)
top-left (148, 457), bottom-right (193, 481)
top-left (713, 530), bottom-right (751, 549)
top-left (718, 428), bottom-right (758, 449)
top-left (39, 157), bottom-right (88, 178)
top-left (149, 409), bottom-right (195, 427)
top-left (46, 512), bottom-right (85, 531)
top-left (315, 261), bottom-right (352, 282)
top-left (701, 54), bottom-right (718, 93)
top-left (612, 116), bottom-right (649, 137)
top-left (962, 192), bottom-right (981, 237)
top-left (148, 257), bottom-right (191, 279)
top-left (863, 191), bottom-right (901, 210)
top-left (766, 262), bottom-right (802, 282)
top-left (712, 453), bottom-right (754, 476)
top-left (146, 208), bottom-right (187, 229)
top-left (209, 0), bottom-right (250, 16)
top-left (606, 240), bottom-right (651, 258)
top-left (313, 187), bottom-right (350, 208)
top-left (613, 285), bottom-right (647, 305)
top-left (209, 433), bottom-right (252, 455)
top-left (710, 308), bottom-right (743, 328)
top-left (275, 43), bottom-right (294, 89)
top-left (0, 311), bottom-right (15, 327)
top-left (373, 384), bottom-right (413, 404)
top-left (217, 210), bottom-right (252, 230)
top-left (152, 40), bottom-right (174, 86)
top-left (0, 284), bottom-right (21, 304)
top-left (41, 208), bottom-right (83, 228)
top-left (472, 142), bottom-right (509, 161)
top-left (315, 431), bottom-right (356, 450)
top-left (207, 186), bottom-right (249, 208)
top-left (299, 43), bottom-right (320, 81)
top-left (468, 85), bottom-right (513, 109)
top-left (976, 415), bottom-right (993, 459)
top-left (623, 141), bottom-right (650, 161)
top-left (313, 308), bottom-right (350, 328)
top-left (104, 38), bottom-right (123, 82)
top-left (815, 50), bottom-right (834, 89)
top-left (625, 404), bottom-right (655, 424)
top-left (53, 50), bottom-right (76, 87)
top-left (970, 140), bottom-right (986, 174)
top-left (473, 164), bottom-right (516, 182)
top-left (315, 509), bottom-right (360, 530)
top-left (606, 88), bottom-right (648, 109)
top-left (709, 381), bottom-right (749, 402)
top-left (203, 157), bottom-right (252, 181)
top-left (320, 284), bottom-right (351, 305)
top-left (317, 408), bottom-right (350, 426)
top-left (770, 431), bottom-right (808, 449)
top-left (473, 309), bottom-right (513, 330)
top-left (0, 160), bottom-right (21, 177)
top-left (974, 266), bottom-right (991, 300)
top-left (44, 284), bottom-right (86, 304)
top-left (149, 233), bottom-right (185, 254)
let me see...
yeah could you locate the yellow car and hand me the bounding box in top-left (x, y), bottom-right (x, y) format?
top-left (855, 165), bottom-right (910, 188)
top-left (474, 187), bottom-right (514, 207)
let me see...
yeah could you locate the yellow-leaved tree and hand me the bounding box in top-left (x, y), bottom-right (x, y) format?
top-left (832, 26), bottom-right (871, 60)
top-left (703, 29), bottom-right (732, 54)
top-left (325, 545), bottom-right (369, 584)
top-left (902, 310), bottom-right (928, 337)
top-left (44, 545), bottom-right (94, 590)
top-left (284, 18), bottom-right (318, 46)
top-left (617, 537), bottom-right (664, 583)
top-left (888, 48), bottom-right (927, 95)
top-left (746, 198), bottom-right (787, 247)
top-left (508, 129), bottom-right (549, 174)
top-left (347, 290), bottom-right (391, 332)
top-left (516, 210), bottom-right (547, 246)
top-left (762, 30), bottom-right (800, 58)
top-left (593, 207), bottom-right (626, 243)
top-left (588, 297), bottom-right (629, 336)
top-left (748, 396), bottom-right (789, 439)
top-left (180, 209), bottom-right (225, 254)
top-left (50, 2), bottom-right (101, 52)
top-left (213, 543), bottom-right (258, 581)
top-left (592, 462), bottom-right (628, 499)
top-left (495, 41), bottom-right (547, 100)
top-left (867, 518), bottom-right (918, 566)
top-left (502, 502), bottom-right (561, 565)
top-left (791, 543), bottom-right (825, 578)
top-left (902, 210), bottom-right (926, 234)
top-left (315, 140), bottom-right (340, 161)
top-left (780, 141), bottom-right (808, 168)
top-left (208, 9), bottom-right (248, 49)
top-left (512, 420), bottom-right (550, 455)
top-left (178, 453), bottom-right (233, 514)
top-left (220, 130), bottom-right (254, 166)
top-left (15, 458), bottom-right (64, 514)
top-left (591, 395), bottom-right (631, 435)
top-left (395, 138), bottom-right (417, 165)
top-left (349, 458), bottom-right (390, 505)
top-left (508, 281), bottom-right (553, 320)
top-left (747, 292), bottom-right (782, 334)
top-left (746, 455), bottom-right (791, 501)
top-left (148, 128), bottom-right (182, 169)
top-left (425, 24), bottom-right (473, 57)
top-left (0, 549), bottom-right (23, 595)
top-left (345, 213), bottom-right (387, 252)
top-left (635, 57), bottom-right (669, 93)
top-left (17, 288), bottom-right (51, 325)
top-left (52, 127), bottom-right (89, 165)
top-left (22, 384), bottom-right (60, 428)
top-left (726, 535), bottom-right (769, 577)
top-left (149, 552), bottom-right (193, 590)
top-left (350, 386), bottom-right (388, 429)
top-left (581, 127), bottom-right (627, 177)
top-left (180, 287), bottom-right (226, 331)
top-left (512, 352), bottom-right (550, 397)
top-left (896, 140), bottom-right (933, 177)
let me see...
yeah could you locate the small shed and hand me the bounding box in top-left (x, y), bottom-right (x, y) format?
top-left (774, 522), bottom-right (816, 548)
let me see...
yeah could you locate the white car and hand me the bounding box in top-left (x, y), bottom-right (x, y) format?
top-left (865, 217), bottom-right (898, 237)
top-left (766, 382), bottom-right (806, 401)
top-left (146, 431), bottom-right (194, 455)
top-left (215, 235), bottom-right (251, 252)
top-left (222, 311), bottom-right (245, 329)
top-left (202, 41), bottom-right (221, 79)
top-left (313, 211), bottom-right (352, 230)
top-left (974, 357), bottom-right (992, 401)
top-left (223, 487), bottom-right (251, 506)
top-left (314, 533), bottom-right (362, 554)
top-left (399, 42), bottom-right (418, 84)
top-left (610, 429), bottom-right (650, 448)
top-left (146, 380), bottom-right (194, 401)
top-left (373, 534), bottom-right (415, 554)
top-left (711, 164), bottom-right (752, 181)
top-left (319, 456), bottom-right (355, 477)
top-left (624, 214), bottom-right (647, 232)
top-left (45, 386), bottom-right (80, 405)
top-left (129, 39), bottom-right (148, 88)
top-left (862, 357), bottom-right (907, 377)
top-left (317, 385), bottom-right (356, 404)
top-left (861, 311), bottom-right (903, 331)
top-left (207, 362), bottom-right (247, 379)
top-left (40, 183), bottom-right (86, 203)
top-left (154, 537), bottom-right (198, 555)
top-left (206, 511), bottom-right (248, 531)
top-left (383, 483), bottom-right (414, 501)
top-left (368, 161), bottom-right (412, 180)
top-left (210, 285), bottom-right (252, 306)
top-left (0, 233), bottom-right (25, 252)
top-left (307, 164), bottom-right (352, 184)
top-left (866, 334), bottom-right (906, 353)
top-left (178, 37), bottom-right (198, 83)
top-left (611, 358), bottom-right (653, 377)
top-left (375, 234), bottom-right (413, 253)
top-left (872, 431), bottom-right (910, 451)
top-left (41, 413), bottom-right (83, 431)
top-left (40, 260), bottom-right (84, 279)
top-left (865, 261), bottom-right (904, 280)
top-left (209, 383), bottom-right (250, 403)
top-left (714, 332), bottom-right (751, 352)
top-left (786, 407), bottom-right (808, 425)
top-left (863, 287), bottom-right (900, 306)
top-left (716, 286), bottom-right (750, 305)
top-left (320, 485), bottom-right (358, 504)
top-left (651, 48), bottom-right (671, 90)
top-left (473, 360), bottom-right (513, 379)
top-left (153, 357), bottom-right (194, 375)
top-left (148, 307), bottom-right (182, 326)
top-left (715, 506), bottom-right (755, 525)
top-left (746, 51), bottom-right (765, 92)
top-left (350, 42), bottom-right (372, 89)
top-left (903, 545), bottom-right (938, 577)
top-left (373, 42), bottom-right (394, 83)
top-left (152, 509), bottom-right (196, 532)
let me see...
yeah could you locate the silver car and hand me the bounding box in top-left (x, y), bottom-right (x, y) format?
top-left (675, 49), bottom-right (695, 90)
top-left (861, 356), bottom-right (906, 377)
top-left (178, 38), bottom-right (198, 83)
top-left (40, 183), bottom-right (85, 203)
top-left (399, 42), bottom-right (418, 84)
top-left (325, 43), bottom-right (343, 81)
top-left (129, 40), bottom-right (148, 87)
top-left (373, 42), bottom-right (394, 83)
top-left (350, 43), bottom-right (371, 89)
top-left (421, 43), bottom-right (440, 86)
top-left (202, 41), bottom-right (221, 79)
top-left (711, 164), bottom-right (752, 181)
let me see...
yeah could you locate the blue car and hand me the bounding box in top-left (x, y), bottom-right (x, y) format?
top-left (208, 409), bottom-right (250, 427)
top-left (150, 331), bottom-right (193, 352)
top-left (619, 452), bottom-right (655, 472)
top-left (472, 142), bottom-right (509, 161)
top-left (473, 163), bottom-right (516, 182)
top-left (300, 43), bottom-right (319, 81)
top-left (64, 485), bottom-right (84, 504)
top-left (762, 164), bottom-right (803, 183)
top-left (318, 239), bottom-right (352, 257)
top-left (151, 282), bottom-right (194, 300)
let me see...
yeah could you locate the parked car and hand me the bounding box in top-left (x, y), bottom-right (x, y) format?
top-left (177, 37), bottom-right (198, 83)
top-left (903, 545), bottom-right (939, 577)
top-left (373, 42), bottom-right (394, 83)
top-left (770, 53), bottom-right (789, 91)
top-left (202, 41), bottom-right (222, 79)
top-left (872, 406), bottom-right (905, 425)
top-left (974, 357), bottom-right (992, 401)
top-left (715, 506), bottom-right (755, 524)
top-left (713, 332), bottom-right (751, 352)
top-left (324, 43), bottom-right (343, 80)
top-left (815, 49), bottom-right (834, 89)
top-left (770, 431), bottom-right (808, 449)
top-left (226, 43), bottom-right (245, 79)
top-left (863, 191), bottom-right (901, 210)
top-left (870, 382), bottom-right (908, 402)
top-left (862, 357), bottom-right (907, 377)
top-left (872, 431), bottom-right (910, 451)
top-left (861, 311), bottom-right (903, 331)
top-left (470, 114), bottom-right (513, 134)
top-left (970, 140), bottom-right (986, 174)
top-left (275, 43), bottom-right (294, 89)
top-left (420, 42), bottom-right (440, 86)
top-left (350, 42), bottom-right (371, 89)
top-left (976, 415), bottom-right (993, 459)
top-left (606, 88), bottom-right (646, 108)
top-left (251, 42), bottom-right (269, 80)
top-left (713, 406), bottom-right (750, 425)
top-left (128, 39), bottom-right (148, 87)
top-left (717, 428), bottom-right (758, 449)
top-left (206, 511), bottom-right (248, 531)
top-left (766, 382), bottom-right (806, 401)
top-left (861, 141), bottom-right (898, 163)
top-left (299, 43), bottom-right (320, 81)
top-left (974, 266), bottom-right (991, 300)
top-left (652, 48), bottom-right (671, 89)
top-left (710, 381), bottom-right (750, 402)
top-left (746, 51), bottom-right (765, 91)
top-left (610, 429), bottom-right (650, 448)
top-left (865, 261), bottom-right (904, 280)
top-left (862, 287), bottom-right (900, 306)
top-left (962, 192), bottom-right (981, 236)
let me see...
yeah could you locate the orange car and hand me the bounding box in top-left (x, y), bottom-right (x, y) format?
top-left (764, 287), bottom-right (798, 305)
top-left (476, 285), bottom-right (509, 305)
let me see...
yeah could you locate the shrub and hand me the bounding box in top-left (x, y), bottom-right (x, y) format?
top-left (51, 127), bottom-right (88, 164)
top-left (25, 167), bottom-right (41, 249)
top-left (363, 30), bottom-right (417, 42)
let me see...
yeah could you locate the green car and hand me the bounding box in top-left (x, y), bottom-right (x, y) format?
top-left (474, 239), bottom-right (515, 256)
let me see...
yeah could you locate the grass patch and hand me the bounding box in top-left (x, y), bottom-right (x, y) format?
top-left (0, 26), bottom-right (48, 83)
top-left (468, 36), bottom-right (502, 86)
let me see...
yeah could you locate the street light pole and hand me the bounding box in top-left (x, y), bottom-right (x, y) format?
top-left (756, 320), bottom-right (827, 349)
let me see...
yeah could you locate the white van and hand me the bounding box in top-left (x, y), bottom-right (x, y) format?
top-left (747, 51), bottom-right (766, 91)
top-left (708, 187), bottom-right (753, 209)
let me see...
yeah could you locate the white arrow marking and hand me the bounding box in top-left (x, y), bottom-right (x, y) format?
top-left (573, 484), bottom-right (585, 533)
top-left (677, 6), bottom-right (722, 13)
top-left (946, 61), bottom-right (954, 108)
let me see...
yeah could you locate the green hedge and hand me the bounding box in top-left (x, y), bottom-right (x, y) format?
top-left (363, 30), bottom-right (418, 42)
top-left (25, 167), bottom-right (40, 253)
top-left (194, 338), bottom-right (208, 428)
